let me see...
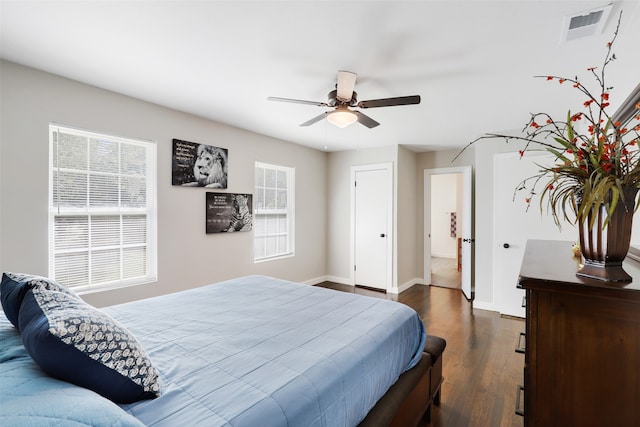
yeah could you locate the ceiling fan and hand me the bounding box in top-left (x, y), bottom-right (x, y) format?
top-left (268, 70), bottom-right (421, 129)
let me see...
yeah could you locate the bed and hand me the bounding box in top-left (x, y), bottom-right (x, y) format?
top-left (1, 274), bottom-right (433, 426)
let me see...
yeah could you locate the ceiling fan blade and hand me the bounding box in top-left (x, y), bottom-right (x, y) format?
top-left (336, 70), bottom-right (357, 102)
top-left (354, 111), bottom-right (380, 128)
top-left (357, 95), bottom-right (421, 109)
top-left (268, 96), bottom-right (329, 107)
top-left (300, 112), bottom-right (329, 127)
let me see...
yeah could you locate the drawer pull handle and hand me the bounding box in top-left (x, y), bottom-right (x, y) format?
top-left (515, 331), bottom-right (526, 354)
top-left (516, 384), bottom-right (525, 416)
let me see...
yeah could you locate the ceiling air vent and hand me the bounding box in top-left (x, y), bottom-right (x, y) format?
top-left (560, 3), bottom-right (613, 43)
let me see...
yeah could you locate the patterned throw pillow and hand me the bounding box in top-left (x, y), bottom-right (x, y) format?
top-left (18, 285), bottom-right (160, 403)
top-left (0, 272), bottom-right (78, 331)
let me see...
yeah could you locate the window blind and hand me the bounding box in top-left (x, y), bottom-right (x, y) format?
top-left (49, 125), bottom-right (157, 291)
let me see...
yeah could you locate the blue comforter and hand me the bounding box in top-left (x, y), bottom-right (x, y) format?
top-left (2, 275), bottom-right (426, 426)
top-left (0, 322), bottom-right (144, 426)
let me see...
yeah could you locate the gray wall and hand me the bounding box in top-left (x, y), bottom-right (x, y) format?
top-left (324, 145), bottom-right (420, 292)
top-left (325, 146), bottom-right (396, 285)
top-left (0, 60), bottom-right (327, 307)
top-left (396, 146), bottom-right (420, 290)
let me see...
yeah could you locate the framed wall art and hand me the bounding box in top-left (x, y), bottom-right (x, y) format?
top-left (172, 139), bottom-right (228, 188)
top-left (206, 192), bottom-right (253, 234)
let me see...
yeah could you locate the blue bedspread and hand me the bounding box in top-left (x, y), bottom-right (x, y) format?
top-left (1, 275), bottom-right (426, 427)
top-left (0, 319), bottom-right (144, 426)
top-left (116, 276), bottom-right (426, 426)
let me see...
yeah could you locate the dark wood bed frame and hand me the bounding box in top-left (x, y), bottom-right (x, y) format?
top-left (359, 335), bottom-right (446, 427)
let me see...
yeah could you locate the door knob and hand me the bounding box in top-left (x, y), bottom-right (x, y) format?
top-left (503, 243), bottom-right (510, 249)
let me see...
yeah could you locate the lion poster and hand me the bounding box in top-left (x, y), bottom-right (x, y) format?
top-left (172, 139), bottom-right (228, 189)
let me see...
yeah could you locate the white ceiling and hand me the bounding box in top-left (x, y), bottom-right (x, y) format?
top-left (1, 0), bottom-right (639, 152)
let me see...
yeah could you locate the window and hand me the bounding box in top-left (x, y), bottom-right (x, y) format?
top-left (254, 162), bottom-right (295, 261)
top-left (49, 124), bottom-right (157, 292)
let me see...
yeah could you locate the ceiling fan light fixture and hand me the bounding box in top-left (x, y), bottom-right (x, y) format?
top-left (327, 109), bottom-right (357, 128)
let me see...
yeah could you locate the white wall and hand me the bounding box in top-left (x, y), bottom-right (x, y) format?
top-left (416, 148), bottom-right (477, 292)
top-left (418, 144), bottom-right (546, 308)
top-left (0, 60), bottom-right (327, 307)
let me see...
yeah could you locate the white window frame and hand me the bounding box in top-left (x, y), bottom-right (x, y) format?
top-left (254, 162), bottom-right (295, 262)
top-left (48, 124), bottom-right (157, 293)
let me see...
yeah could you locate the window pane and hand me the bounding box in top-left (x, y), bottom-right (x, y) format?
top-left (123, 247), bottom-right (146, 278)
top-left (253, 215), bottom-right (265, 235)
top-left (123, 215), bottom-right (147, 245)
top-left (265, 168), bottom-right (276, 188)
top-left (89, 174), bottom-right (119, 207)
top-left (266, 236), bottom-right (277, 255)
top-left (90, 138), bottom-right (119, 173)
top-left (91, 216), bottom-right (120, 247)
top-left (255, 188), bottom-right (264, 210)
top-left (91, 249), bottom-right (121, 284)
top-left (278, 235), bottom-right (287, 252)
top-left (265, 189), bottom-right (276, 208)
top-left (54, 216), bottom-right (88, 251)
top-left (266, 215), bottom-right (278, 235)
top-left (54, 252), bottom-right (89, 287)
top-left (277, 190), bottom-right (287, 209)
top-left (122, 144), bottom-right (147, 175)
top-left (277, 170), bottom-right (287, 189)
top-left (57, 132), bottom-right (87, 170)
top-left (54, 171), bottom-right (87, 208)
top-left (122, 176), bottom-right (146, 208)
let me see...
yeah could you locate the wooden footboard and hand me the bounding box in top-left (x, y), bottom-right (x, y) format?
top-left (359, 333), bottom-right (447, 427)
top-left (358, 352), bottom-right (433, 427)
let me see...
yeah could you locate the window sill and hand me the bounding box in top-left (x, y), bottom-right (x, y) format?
top-left (73, 276), bottom-right (157, 295)
top-left (254, 253), bottom-right (295, 264)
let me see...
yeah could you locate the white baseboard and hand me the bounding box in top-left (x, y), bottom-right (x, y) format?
top-left (472, 300), bottom-right (498, 313)
top-left (301, 276), bottom-right (330, 286)
top-left (431, 252), bottom-right (457, 259)
top-left (390, 277), bottom-right (424, 294)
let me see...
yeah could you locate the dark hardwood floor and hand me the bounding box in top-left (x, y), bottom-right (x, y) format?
top-left (316, 282), bottom-right (525, 427)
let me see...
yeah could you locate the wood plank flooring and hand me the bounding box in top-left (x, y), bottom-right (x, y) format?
top-left (316, 282), bottom-right (525, 427)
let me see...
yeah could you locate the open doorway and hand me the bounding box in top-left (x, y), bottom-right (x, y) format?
top-left (424, 166), bottom-right (472, 299)
top-left (430, 173), bottom-right (462, 289)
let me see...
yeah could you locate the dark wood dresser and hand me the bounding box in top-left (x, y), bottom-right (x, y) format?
top-left (518, 239), bottom-right (640, 426)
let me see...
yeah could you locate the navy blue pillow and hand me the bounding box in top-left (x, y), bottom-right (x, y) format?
top-left (0, 272), bottom-right (77, 331)
top-left (18, 286), bottom-right (160, 403)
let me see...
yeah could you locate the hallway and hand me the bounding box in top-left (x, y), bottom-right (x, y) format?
top-left (431, 256), bottom-right (461, 289)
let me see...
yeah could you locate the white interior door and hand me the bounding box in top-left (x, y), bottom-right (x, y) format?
top-left (493, 152), bottom-right (575, 317)
top-left (424, 166), bottom-right (473, 299)
top-left (352, 164), bottom-right (392, 290)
